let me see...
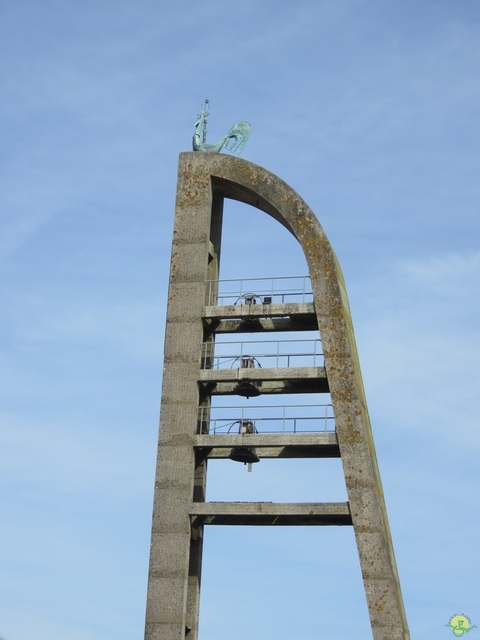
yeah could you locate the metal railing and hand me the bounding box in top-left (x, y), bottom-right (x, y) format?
top-left (201, 338), bottom-right (323, 369)
top-left (197, 404), bottom-right (335, 434)
top-left (205, 275), bottom-right (313, 307)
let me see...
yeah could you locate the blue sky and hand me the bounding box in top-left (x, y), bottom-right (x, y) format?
top-left (1, 1), bottom-right (479, 639)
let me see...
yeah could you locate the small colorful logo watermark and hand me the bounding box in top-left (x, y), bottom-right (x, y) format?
top-left (446, 614), bottom-right (477, 636)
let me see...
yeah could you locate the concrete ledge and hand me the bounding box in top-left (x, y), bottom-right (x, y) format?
top-left (190, 501), bottom-right (352, 526)
top-left (194, 432), bottom-right (340, 458)
top-left (198, 366), bottom-right (326, 382)
top-left (195, 432), bottom-right (337, 447)
top-left (199, 366), bottom-right (329, 395)
top-left (204, 302), bottom-right (316, 318)
top-left (206, 315), bottom-right (318, 333)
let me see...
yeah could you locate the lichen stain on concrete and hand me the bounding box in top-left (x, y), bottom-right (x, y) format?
top-left (229, 159), bottom-right (260, 187)
top-left (373, 587), bottom-right (390, 613)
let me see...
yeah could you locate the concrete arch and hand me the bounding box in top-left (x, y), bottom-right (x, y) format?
top-left (175, 152), bottom-right (409, 640)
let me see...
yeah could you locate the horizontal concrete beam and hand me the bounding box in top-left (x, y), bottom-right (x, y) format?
top-left (203, 379), bottom-right (329, 396)
top-left (198, 445), bottom-right (340, 459)
top-left (198, 366), bottom-right (329, 397)
top-left (204, 315), bottom-right (318, 334)
top-left (195, 433), bottom-right (337, 447)
top-left (203, 302), bottom-right (316, 319)
top-left (190, 501), bottom-right (352, 526)
top-left (194, 433), bottom-right (340, 458)
top-left (198, 366), bottom-right (326, 382)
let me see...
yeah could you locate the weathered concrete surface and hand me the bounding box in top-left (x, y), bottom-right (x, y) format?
top-left (195, 432), bottom-right (338, 448)
top-left (204, 301), bottom-right (315, 317)
top-left (144, 156), bottom-right (215, 640)
top-left (145, 152), bottom-right (409, 640)
top-left (195, 432), bottom-right (340, 459)
top-left (190, 501), bottom-right (352, 526)
top-left (198, 365), bottom-right (326, 381)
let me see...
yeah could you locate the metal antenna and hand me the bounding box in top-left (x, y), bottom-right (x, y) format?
top-left (202, 99), bottom-right (209, 144)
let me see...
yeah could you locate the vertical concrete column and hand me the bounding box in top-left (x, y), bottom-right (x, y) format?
top-left (185, 193), bottom-right (224, 640)
top-left (144, 155), bottom-right (214, 640)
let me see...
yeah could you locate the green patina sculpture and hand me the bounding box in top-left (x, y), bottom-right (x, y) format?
top-left (192, 100), bottom-right (251, 155)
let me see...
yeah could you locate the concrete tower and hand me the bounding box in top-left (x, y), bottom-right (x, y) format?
top-left (144, 152), bottom-right (409, 640)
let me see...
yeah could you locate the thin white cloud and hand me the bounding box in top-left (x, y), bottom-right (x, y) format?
top-left (354, 251), bottom-right (480, 453)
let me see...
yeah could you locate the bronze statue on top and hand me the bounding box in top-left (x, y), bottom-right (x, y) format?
top-left (192, 100), bottom-right (251, 155)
